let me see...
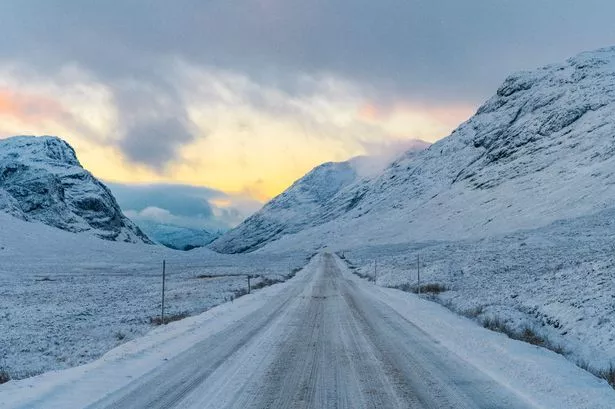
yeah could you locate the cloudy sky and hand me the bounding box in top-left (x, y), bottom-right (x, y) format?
top-left (0, 1), bottom-right (613, 229)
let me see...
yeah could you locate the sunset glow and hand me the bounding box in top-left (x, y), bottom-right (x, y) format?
top-left (0, 70), bottom-right (473, 203)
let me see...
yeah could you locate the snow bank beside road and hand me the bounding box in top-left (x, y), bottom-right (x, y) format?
top-left (339, 207), bottom-right (615, 376)
top-left (335, 255), bottom-right (615, 409)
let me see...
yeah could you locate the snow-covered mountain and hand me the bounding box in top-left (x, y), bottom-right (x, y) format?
top-left (0, 136), bottom-right (151, 243)
top-left (214, 46), bottom-right (615, 253)
top-left (209, 146), bottom-right (430, 254)
top-left (135, 221), bottom-right (221, 250)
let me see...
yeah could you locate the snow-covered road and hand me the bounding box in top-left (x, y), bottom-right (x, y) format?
top-left (88, 253), bottom-right (527, 409)
top-left (2, 253), bottom-right (614, 408)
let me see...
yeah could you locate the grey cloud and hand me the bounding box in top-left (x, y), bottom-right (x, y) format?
top-left (108, 74), bottom-right (198, 169)
top-left (1, 0), bottom-right (614, 105)
top-left (0, 0), bottom-right (614, 166)
top-left (107, 183), bottom-right (219, 219)
top-left (118, 117), bottom-right (195, 169)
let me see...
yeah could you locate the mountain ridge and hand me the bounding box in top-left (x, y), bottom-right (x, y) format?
top-left (209, 159), bottom-right (360, 253)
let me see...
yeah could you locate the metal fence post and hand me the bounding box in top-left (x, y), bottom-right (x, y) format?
top-left (374, 259), bottom-right (378, 283)
top-left (417, 254), bottom-right (420, 295)
top-left (161, 260), bottom-right (166, 324)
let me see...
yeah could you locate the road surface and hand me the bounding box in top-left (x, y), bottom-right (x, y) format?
top-left (88, 253), bottom-right (531, 409)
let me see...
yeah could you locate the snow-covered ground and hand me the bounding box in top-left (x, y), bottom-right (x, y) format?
top-left (1, 253), bottom-right (613, 408)
top-left (3, 45), bottom-right (615, 405)
top-left (339, 206), bottom-right (615, 378)
top-left (0, 213), bottom-right (308, 379)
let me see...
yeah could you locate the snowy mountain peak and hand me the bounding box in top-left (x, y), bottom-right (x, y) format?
top-left (209, 159), bottom-right (361, 253)
top-left (447, 46), bottom-right (615, 192)
top-left (0, 135), bottom-right (152, 243)
top-left (3, 135), bottom-right (82, 167)
top-left (275, 160), bottom-right (358, 209)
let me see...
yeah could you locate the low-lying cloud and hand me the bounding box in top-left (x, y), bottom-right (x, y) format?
top-left (107, 182), bottom-right (262, 231)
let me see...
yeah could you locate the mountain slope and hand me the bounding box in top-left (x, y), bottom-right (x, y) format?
top-left (211, 142), bottom-right (430, 253)
top-left (0, 135), bottom-right (151, 243)
top-left (216, 46), bottom-right (615, 253)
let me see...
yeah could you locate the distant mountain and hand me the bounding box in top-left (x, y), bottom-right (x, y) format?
top-left (213, 46), bottom-right (615, 253)
top-left (135, 221), bottom-right (221, 250)
top-left (210, 142), bottom-right (429, 253)
top-left (209, 160), bottom-right (359, 253)
top-left (0, 136), bottom-right (151, 243)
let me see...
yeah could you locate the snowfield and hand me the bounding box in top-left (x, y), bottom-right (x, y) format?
top-left (0, 213), bottom-right (308, 379)
top-left (1, 254), bottom-right (613, 408)
top-left (3, 45), bottom-right (615, 407)
top-left (338, 206), bottom-right (615, 378)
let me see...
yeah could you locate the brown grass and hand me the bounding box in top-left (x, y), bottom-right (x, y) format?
top-left (0, 369), bottom-right (10, 384)
top-left (149, 312), bottom-right (190, 325)
top-left (389, 282), bottom-right (448, 294)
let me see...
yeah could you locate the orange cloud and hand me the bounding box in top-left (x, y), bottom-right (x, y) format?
top-left (356, 100), bottom-right (474, 142)
top-left (358, 103), bottom-right (384, 121)
top-left (0, 88), bottom-right (66, 123)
